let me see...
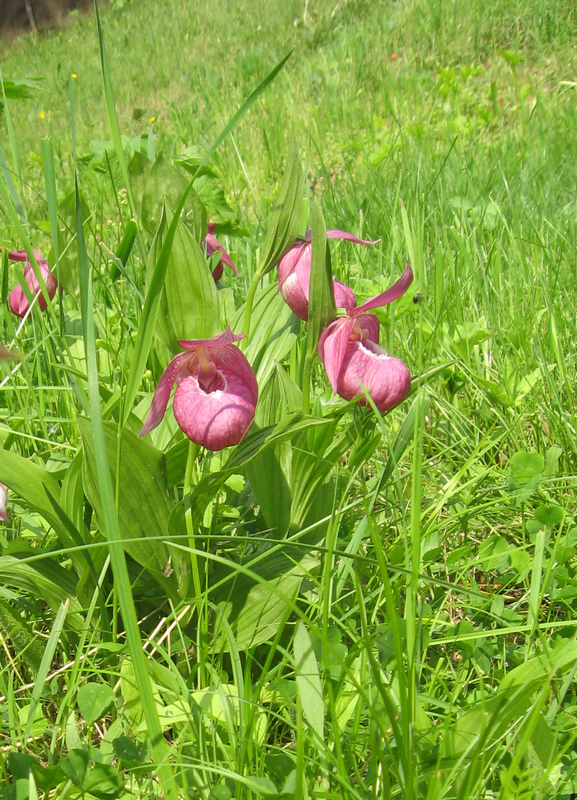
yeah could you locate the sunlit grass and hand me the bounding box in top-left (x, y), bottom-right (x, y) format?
top-left (0, 0), bottom-right (576, 798)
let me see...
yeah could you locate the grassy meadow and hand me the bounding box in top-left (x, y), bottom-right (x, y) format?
top-left (1, 0), bottom-right (577, 797)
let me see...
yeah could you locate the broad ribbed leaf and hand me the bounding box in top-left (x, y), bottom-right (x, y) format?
top-left (191, 414), bottom-right (340, 529)
top-left (236, 283), bottom-right (300, 385)
top-left (257, 140), bottom-right (303, 276)
top-left (245, 365), bottom-right (301, 538)
top-left (307, 198), bottom-right (336, 359)
top-left (210, 550), bottom-right (318, 650)
top-left (78, 417), bottom-right (187, 598)
top-left (151, 207), bottom-right (219, 351)
top-left (294, 621), bottom-right (324, 742)
top-left (0, 448), bottom-right (88, 574)
top-left (141, 154), bottom-right (206, 242)
top-left (0, 555), bottom-right (78, 609)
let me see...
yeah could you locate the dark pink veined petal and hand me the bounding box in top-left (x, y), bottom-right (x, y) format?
top-left (139, 351), bottom-right (190, 437)
top-left (173, 367), bottom-right (256, 450)
top-left (207, 223), bottom-right (216, 234)
top-left (354, 264), bottom-right (413, 315)
top-left (6, 249), bottom-right (28, 262)
top-left (9, 284), bottom-right (31, 317)
top-left (210, 343), bottom-right (259, 406)
top-left (177, 327), bottom-right (245, 352)
top-left (356, 312), bottom-right (380, 345)
top-left (171, 340), bottom-right (258, 450)
top-left (333, 280), bottom-right (356, 313)
top-left (317, 317), bottom-right (356, 393)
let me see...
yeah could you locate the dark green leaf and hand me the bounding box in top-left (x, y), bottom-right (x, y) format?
top-left (78, 417), bottom-right (187, 598)
top-left (307, 198), bottom-right (335, 359)
top-left (149, 206), bottom-right (219, 351)
top-left (141, 155), bottom-right (206, 241)
top-left (257, 139), bottom-right (303, 277)
top-left (77, 683), bottom-right (116, 725)
top-left (82, 762), bottom-right (125, 799)
top-left (61, 749), bottom-right (89, 788)
top-left (210, 549), bottom-right (318, 651)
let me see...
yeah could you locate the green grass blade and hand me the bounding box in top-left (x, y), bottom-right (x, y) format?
top-left (75, 178), bottom-right (179, 799)
top-left (121, 181), bottom-right (196, 428)
top-left (24, 599), bottom-right (69, 743)
top-left (195, 48), bottom-right (294, 177)
top-left (93, 0), bottom-right (146, 261)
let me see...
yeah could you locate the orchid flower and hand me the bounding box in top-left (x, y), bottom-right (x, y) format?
top-left (277, 229), bottom-right (378, 321)
top-left (139, 327), bottom-right (258, 450)
top-left (318, 264), bottom-right (413, 412)
top-left (0, 483), bottom-right (8, 522)
top-left (4, 249), bottom-right (58, 317)
top-left (205, 224), bottom-right (238, 282)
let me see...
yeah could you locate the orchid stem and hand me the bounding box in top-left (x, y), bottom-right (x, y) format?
top-left (242, 268), bottom-right (264, 345)
top-left (302, 349), bottom-right (313, 414)
top-left (184, 441), bottom-right (202, 600)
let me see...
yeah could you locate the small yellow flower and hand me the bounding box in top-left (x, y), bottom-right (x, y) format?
top-left (71, 72), bottom-right (78, 79)
top-left (149, 115), bottom-right (157, 123)
top-left (39, 110), bottom-right (45, 119)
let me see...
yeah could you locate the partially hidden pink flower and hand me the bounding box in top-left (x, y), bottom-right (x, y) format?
top-left (277, 229), bottom-right (379, 321)
top-left (318, 264), bottom-right (413, 412)
top-left (0, 483), bottom-right (8, 522)
top-left (5, 249), bottom-right (58, 318)
top-left (139, 327), bottom-right (258, 450)
top-left (205, 224), bottom-right (238, 282)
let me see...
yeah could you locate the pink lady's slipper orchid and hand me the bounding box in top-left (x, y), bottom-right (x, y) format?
top-left (277, 230), bottom-right (379, 321)
top-left (139, 327), bottom-right (258, 450)
top-left (205, 224), bottom-right (238, 282)
top-left (0, 483), bottom-right (8, 522)
top-left (318, 264), bottom-right (414, 412)
top-left (6, 249), bottom-right (58, 318)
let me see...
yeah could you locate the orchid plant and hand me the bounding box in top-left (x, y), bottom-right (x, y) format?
top-left (0, 140), bottom-right (418, 798)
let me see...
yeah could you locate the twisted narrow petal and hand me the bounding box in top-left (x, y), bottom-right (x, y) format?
top-left (139, 352), bottom-right (190, 437)
top-left (326, 229), bottom-right (380, 246)
top-left (4, 249), bottom-right (43, 263)
top-left (177, 327), bottom-right (245, 351)
top-left (354, 263), bottom-right (413, 315)
top-left (302, 229), bottom-right (380, 246)
top-left (205, 232), bottom-right (238, 280)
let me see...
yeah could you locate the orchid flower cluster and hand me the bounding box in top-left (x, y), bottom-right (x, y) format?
top-left (138, 228), bottom-right (412, 450)
top-left (279, 229), bottom-right (413, 412)
top-left (4, 224), bottom-right (412, 454)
